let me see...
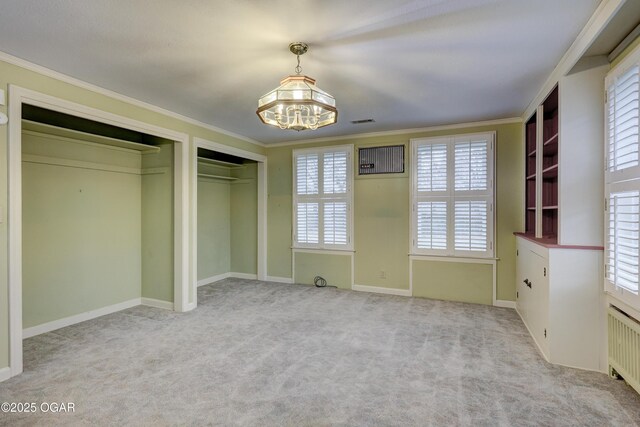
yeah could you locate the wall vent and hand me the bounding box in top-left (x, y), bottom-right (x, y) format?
top-left (358, 145), bottom-right (404, 175)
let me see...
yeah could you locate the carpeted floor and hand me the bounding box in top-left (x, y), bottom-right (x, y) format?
top-left (1, 278), bottom-right (639, 426)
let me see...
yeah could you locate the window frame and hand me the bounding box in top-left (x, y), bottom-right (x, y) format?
top-left (410, 132), bottom-right (495, 259)
top-left (604, 44), bottom-right (640, 311)
top-left (292, 144), bottom-right (354, 251)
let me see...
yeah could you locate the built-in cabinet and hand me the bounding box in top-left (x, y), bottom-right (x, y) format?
top-left (516, 62), bottom-right (609, 372)
top-left (516, 236), bottom-right (602, 369)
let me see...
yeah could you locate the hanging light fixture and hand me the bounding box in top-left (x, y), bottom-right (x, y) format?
top-left (256, 42), bottom-right (337, 131)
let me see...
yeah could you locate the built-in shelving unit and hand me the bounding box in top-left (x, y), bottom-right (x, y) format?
top-left (541, 87), bottom-right (558, 240)
top-left (515, 63), bottom-right (608, 373)
top-left (525, 113), bottom-right (537, 234)
top-left (523, 86), bottom-right (558, 242)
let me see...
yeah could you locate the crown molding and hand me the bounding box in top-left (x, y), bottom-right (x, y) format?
top-left (0, 50), bottom-right (265, 147)
top-left (265, 117), bottom-right (522, 148)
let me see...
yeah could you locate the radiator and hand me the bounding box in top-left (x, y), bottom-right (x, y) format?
top-left (608, 306), bottom-right (640, 394)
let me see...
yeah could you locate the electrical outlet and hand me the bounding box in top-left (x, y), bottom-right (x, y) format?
top-left (379, 270), bottom-right (386, 279)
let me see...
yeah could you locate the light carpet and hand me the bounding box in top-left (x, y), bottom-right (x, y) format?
top-left (1, 278), bottom-right (639, 426)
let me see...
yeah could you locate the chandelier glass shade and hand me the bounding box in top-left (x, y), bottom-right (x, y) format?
top-left (257, 43), bottom-right (338, 131)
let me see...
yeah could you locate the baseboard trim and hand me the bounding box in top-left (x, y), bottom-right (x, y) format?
top-left (197, 273), bottom-right (230, 287)
top-left (0, 367), bottom-right (11, 382)
top-left (229, 272), bottom-right (258, 280)
top-left (494, 300), bottom-right (516, 309)
top-left (265, 276), bottom-right (294, 284)
top-left (22, 298), bottom-right (141, 339)
top-left (141, 297), bottom-right (173, 310)
top-left (352, 284), bottom-right (412, 297)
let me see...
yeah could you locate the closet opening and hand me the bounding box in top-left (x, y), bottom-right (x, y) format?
top-left (19, 105), bottom-right (175, 368)
top-left (7, 86), bottom-right (191, 378)
top-left (192, 138), bottom-right (267, 302)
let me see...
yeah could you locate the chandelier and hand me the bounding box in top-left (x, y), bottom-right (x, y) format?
top-left (256, 42), bottom-right (338, 131)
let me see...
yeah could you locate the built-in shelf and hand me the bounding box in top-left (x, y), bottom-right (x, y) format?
top-left (527, 207), bottom-right (536, 211)
top-left (542, 205), bottom-right (558, 210)
top-left (542, 164), bottom-right (558, 178)
top-left (22, 120), bottom-right (161, 153)
top-left (526, 173), bottom-right (536, 180)
top-left (528, 149), bottom-right (536, 157)
top-left (197, 173), bottom-right (237, 181)
top-left (197, 157), bottom-right (244, 168)
top-left (543, 132), bottom-right (558, 146)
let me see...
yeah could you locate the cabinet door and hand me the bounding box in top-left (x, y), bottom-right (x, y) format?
top-left (516, 242), bottom-right (528, 319)
top-left (516, 242), bottom-right (534, 329)
top-left (529, 252), bottom-right (549, 357)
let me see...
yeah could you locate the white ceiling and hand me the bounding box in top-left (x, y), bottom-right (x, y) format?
top-left (0, 0), bottom-right (602, 144)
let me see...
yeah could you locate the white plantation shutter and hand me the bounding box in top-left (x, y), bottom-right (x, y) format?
top-left (454, 140), bottom-right (488, 191)
top-left (607, 66), bottom-right (639, 176)
top-left (417, 143), bottom-right (447, 192)
top-left (412, 133), bottom-right (494, 257)
top-left (296, 202), bottom-right (319, 244)
top-left (293, 146), bottom-right (353, 249)
top-left (296, 153), bottom-right (319, 195)
top-left (604, 47), bottom-right (640, 310)
top-left (324, 202), bottom-right (348, 245)
top-left (454, 200), bottom-right (488, 253)
top-left (416, 201), bottom-right (447, 250)
top-left (607, 190), bottom-right (639, 293)
top-left (323, 151), bottom-right (348, 194)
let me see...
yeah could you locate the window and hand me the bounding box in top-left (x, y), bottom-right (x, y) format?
top-left (411, 133), bottom-right (494, 258)
top-left (605, 47), bottom-right (640, 310)
top-left (293, 145), bottom-right (353, 250)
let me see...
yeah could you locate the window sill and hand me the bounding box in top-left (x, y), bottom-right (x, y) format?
top-left (292, 247), bottom-right (355, 254)
top-left (409, 254), bottom-right (499, 263)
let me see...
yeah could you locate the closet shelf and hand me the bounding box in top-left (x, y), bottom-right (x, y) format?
top-left (526, 173), bottom-right (536, 181)
top-left (197, 157), bottom-right (244, 168)
top-left (197, 173), bottom-right (237, 181)
top-left (528, 149), bottom-right (536, 157)
top-left (22, 120), bottom-right (161, 153)
top-left (542, 205), bottom-right (558, 210)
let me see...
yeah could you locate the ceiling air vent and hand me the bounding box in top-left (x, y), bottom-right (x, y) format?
top-left (350, 118), bottom-right (375, 124)
top-left (358, 145), bottom-right (404, 175)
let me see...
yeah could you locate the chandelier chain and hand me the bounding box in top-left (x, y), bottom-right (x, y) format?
top-left (295, 54), bottom-right (302, 75)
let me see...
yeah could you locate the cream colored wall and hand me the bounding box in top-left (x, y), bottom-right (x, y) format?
top-left (294, 252), bottom-right (352, 289)
top-left (21, 130), bottom-right (142, 328)
top-left (266, 122), bottom-right (523, 304)
top-left (141, 144), bottom-right (174, 302)
top-left (0, 57), bottom-right (264, 371)
top-left (230, 163), bottom-right (258, 275)
top-left (412, 260), bottom-right (493, 304)
top-left (197, 163), bottom-right (231, 280)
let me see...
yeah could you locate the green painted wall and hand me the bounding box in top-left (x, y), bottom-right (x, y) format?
top-left (197, 163), bottom-right (231, 281)
top-left (355, 169), bottom-right (410, 289)
top-left (21, 130), bottom-right (142, 328)
top-left (0, 57), bottom-right (264, 371)
top-left (412, 260), bottom-right (493, 305)
top-left (294, 252), bottom-right (352, 289)
top-left (230, 163), bottom-right (258, 274)
top-left (266, 122), bottom-right (523, 304)
top-left (141, 144), bottom-right (174, 302)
